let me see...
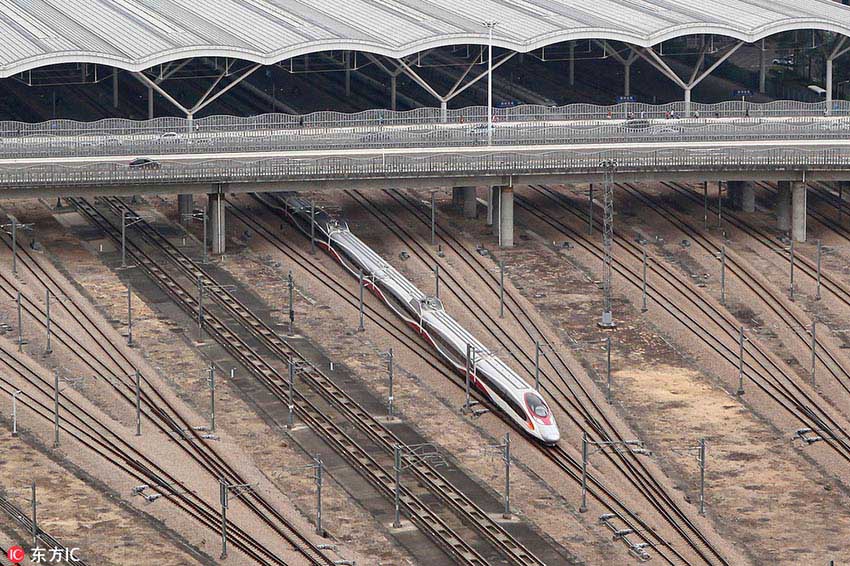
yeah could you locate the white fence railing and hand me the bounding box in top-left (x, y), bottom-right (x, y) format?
top-left (2, 117), bottom-right (850, 160)
top-left (0, 100), bottom-right (848, 138)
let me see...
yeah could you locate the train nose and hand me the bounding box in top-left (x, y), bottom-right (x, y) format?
top-left (540, 426), bottom-right (560, 445)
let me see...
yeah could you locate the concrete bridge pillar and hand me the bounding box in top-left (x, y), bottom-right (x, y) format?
top-left (452, 187), bottom-right (463, 210)
top-left (777, 181), bottom-right (791, 232)
top-left (208, 190), bottom-right (226, 255)
top-left (791, 181), bottom-right (807, 243)
top-left (728, 181), bottom-right (755, 213)
top-left (486, 186), bottom-right (497, 226)
top-left (740, 182), bottom-right (755, 213)
top-left (499, 186), bottom-right (514, 248)
top-left (461, 187), bottom-right (477, 219)
top-left (727, 181), bottom-right (742, 209)
top-left (178, 194), bottom-right (193, 225)
top-left (491, 186), bottom-right (502, 237)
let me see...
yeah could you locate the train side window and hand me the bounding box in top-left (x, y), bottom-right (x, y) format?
top-left (488, 379), bottom-right (526, 419)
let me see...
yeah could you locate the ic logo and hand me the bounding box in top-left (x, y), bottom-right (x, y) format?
top-left (7, 545), bottom-right (25, 564)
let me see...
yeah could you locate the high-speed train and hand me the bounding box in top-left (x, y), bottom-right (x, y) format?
top-left (264, 193), bottom-right (560, 445)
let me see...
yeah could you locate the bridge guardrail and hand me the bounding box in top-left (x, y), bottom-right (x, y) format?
top-left (2, 145), bottom-right (848, 189)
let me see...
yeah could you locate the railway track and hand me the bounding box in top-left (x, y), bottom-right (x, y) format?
top-left (0, 493), bottom-right (88, 566)
top-left (754, 180), bottom-right (850, 249)
top-left (522, 185), bottom-right (850, 465)
top-left (98, 194), bottom-right (551, 566)
top-left (669, 181), bottom-right (850, 308)
top-left (68, 196), bottom-right (505, 566)
top-left (0, 225), bottom-right (323, 565)
top-left (795, 181), bottom-right (850, 243)
top-left (348, 188), bottom-right (725, 565)
top-left (245, 191), bottom-right (713, 565)
top-left (624, 181), bottom-right (850, 404)
top-left (0, 340), bottom-right (285, 566)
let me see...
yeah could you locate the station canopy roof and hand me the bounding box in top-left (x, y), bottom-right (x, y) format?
top-left (1, 0), bottom-right (849, 78)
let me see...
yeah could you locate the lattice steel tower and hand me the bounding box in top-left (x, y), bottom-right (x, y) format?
top-left (600, 161), bottom-right (616, 328)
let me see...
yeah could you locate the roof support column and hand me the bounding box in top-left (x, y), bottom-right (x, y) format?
top-left (345, 51), bottom-right (351, 97)
top-left (113, 70), bottom-right (119, 109)
top-left (759, 40), bottom-right (767, 93)
top-left (134, 71), bottom-right (191, 120)
top-left (636, 39), bottom-right (743, 116)
top-left (364, 54), bottom-right (405, 111)
top-left (826, 37), bottom-right (850, 111)
top-left (373, 49), bottom-right (516, 120)
top-left (598, 43), bottom-right (638, 99)
top-left (569, 41), bottom-right (575, 86)
top-left (133, 62), bottom-right (261, 124)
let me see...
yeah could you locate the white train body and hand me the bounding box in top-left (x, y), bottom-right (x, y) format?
top-left (273, 195), bottom-right (559, 445)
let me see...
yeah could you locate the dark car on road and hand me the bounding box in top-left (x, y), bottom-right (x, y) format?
top-left (129, 157), bottom-right (160, 170)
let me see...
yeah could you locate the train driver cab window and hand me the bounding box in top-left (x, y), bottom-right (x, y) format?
top-left (327, 219), bottom-right (349, 232)
top-left (524, 392), bottom-right (550, 419)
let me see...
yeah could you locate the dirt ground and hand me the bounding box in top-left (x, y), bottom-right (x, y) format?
top-left (0, 198), bottom-right (365, 565)
top-left (4, 179), bottom-right (847, 565)
top-left (493, 184), bottom-right (850, 565)
top-left (199, 190), bottom-right (754, 565)
top-left (0, 424), bottom-right (207, 566)
top-left (51, 195), bottom-right (414, 565)
top-left (158, 192), bottom-right (623, 566)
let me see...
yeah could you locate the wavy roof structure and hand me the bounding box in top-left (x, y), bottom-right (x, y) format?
top-left (1, 0), bottom-right (848, 78)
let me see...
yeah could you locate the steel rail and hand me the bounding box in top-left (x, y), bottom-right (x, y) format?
top-left (98, 195), bottom-right (542, 566)
top-left (0, 227), bottom-right (338, 565)
top-left (241, 193), bottom-right (693, 565)
top-left (666, 179), bottom-right (850, 410)
top-left (626, 181), bottom-right (850, 403)
top-left (0, 494), bottom-right (89, 566)
top-left (525, 186), bottom-right (850, 460)
top-left (0, 278), bottom-right (319, 564)
top-left (0, 349), bottom-right (284, 566)
top-left (96, 193), bottom-right (545, 566)
top-left (69, 197), bottom-right (489, 566)
top-left (362, 188), bottom-right (721, 565)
